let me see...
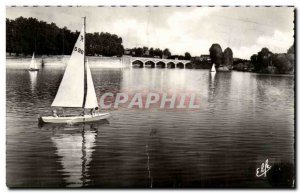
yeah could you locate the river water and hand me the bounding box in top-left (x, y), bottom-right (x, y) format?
top-left (6, 61), bottom-right (294, 188)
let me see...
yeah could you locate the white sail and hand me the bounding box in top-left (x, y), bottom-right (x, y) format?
top-left (85, 59), bottom-right (98, 108)
top-left (211, 63), bottom-right (216, 72)
top-left (51, 27), bottom-right (85, 108)
top-left (29, 53), bottom-right (35, 69)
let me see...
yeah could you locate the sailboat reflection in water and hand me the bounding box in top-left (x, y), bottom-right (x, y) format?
top-left (41, 120), bottom-right (108, 187)
top-left (28, 71), bottom-right (38, 92)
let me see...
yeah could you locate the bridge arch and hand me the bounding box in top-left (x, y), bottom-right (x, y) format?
top-left (167, 62), bottom-right (175, 69)
top-left (132, 60), bottom-right (144, 68)
top-left (156, 61), bottom-right (166, 68)
top-left (145, 61), bottom-right (155, 68)
top-left (185, 62), bottom-right (193, 69)
top-left (176, 62), bottom-right (184, 69)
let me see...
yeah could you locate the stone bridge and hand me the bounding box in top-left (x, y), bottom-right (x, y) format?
top-left (124, 56), bottom-right (192, 69)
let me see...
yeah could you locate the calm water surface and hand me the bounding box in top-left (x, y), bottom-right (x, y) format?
top-left (6, 62), bottom-right (294, 188)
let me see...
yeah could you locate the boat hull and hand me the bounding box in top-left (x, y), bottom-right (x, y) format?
top-left (27, 69), bottom-right (39, 71)
top-left (217, 66), bottom-right (231, 72)
top-left (39, 112), bottom-right (110, 124)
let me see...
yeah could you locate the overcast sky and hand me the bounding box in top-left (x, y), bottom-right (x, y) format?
top-left (6, 6), bottom-right (294, 59)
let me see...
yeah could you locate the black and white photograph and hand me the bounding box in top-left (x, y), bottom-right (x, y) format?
top-left (5, 5), bottom-right (295, 188)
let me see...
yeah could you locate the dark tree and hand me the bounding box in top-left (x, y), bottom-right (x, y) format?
top-left (131, 47), bottom-right (144, 57)
top-left (153, 48), bottom-right (163, 58)
top-left (287, 44), bottom-right (295, 72)
top-left (184, 52), bottom-right (191, 60)
top-left (272, 54), bottom-right (293, 74)
top-left (209, 43), bottom-right (223, 68)
top-left (258, 48), bottom-right (272, 66)
top-left (223, 47), bottom-right (233, 66)
top-left (149, 47), bottom-right (154, 57)
top-left (250, 54), bottom-right (258, 64)
top-left (6, 19), bottom-right (13, 55)
top-left (86, 32), bottom-right (124, 56)
top-left (163, 48), bottom-right (171, 58)
top-left (252, 47), bottom-right (273, 72)
top-left (143, 47), bottom-right (149, 55)
top-left (168, 55), bottom-right (185, 60)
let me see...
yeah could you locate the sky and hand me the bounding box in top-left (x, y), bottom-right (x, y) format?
top-left (6, 6), bottom-right (294, 59)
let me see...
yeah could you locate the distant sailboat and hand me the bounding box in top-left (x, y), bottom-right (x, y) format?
top-left (28, 52), bottom-right (39, 71)
top-left (210, 63), bottom-right (216, 72)
top-left (39, 17), bottom-right (110, 124)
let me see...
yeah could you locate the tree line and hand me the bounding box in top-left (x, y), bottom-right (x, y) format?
top-left (125, 47), bottom-right (192, 60)
top-left (249, 45), bottom-right (294, 74)
top-left (6, 17), bottom-right (124, 56)
top-left (6, 17), bottom-right (192, 60)
top-left (206, 42), bottom-right (294, 74)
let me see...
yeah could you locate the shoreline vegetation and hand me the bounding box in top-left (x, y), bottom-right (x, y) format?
top-left (6, 17), bottom-right (294, 74)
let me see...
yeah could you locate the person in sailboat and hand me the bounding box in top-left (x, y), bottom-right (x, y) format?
top-left (90, 107), bottom-right (99, 116)
top-left (52, 110), bottom-right (58, 117)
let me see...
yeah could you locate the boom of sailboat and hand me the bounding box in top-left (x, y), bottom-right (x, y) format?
top-left (39, 17), bottom-right (110, 124)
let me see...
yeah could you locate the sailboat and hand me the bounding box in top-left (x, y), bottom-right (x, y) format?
top-left (210, 63), bottom-right (216, 72)
top-left (39, 18), bottom-right (110, 124)
top-left (28, 52), bottom-right (39, 71)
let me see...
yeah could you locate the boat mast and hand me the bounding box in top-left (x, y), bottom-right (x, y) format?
top-left (82, 16), bottom-right (87, 112)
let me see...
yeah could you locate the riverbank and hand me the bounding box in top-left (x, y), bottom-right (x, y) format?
top-left (6, 55), bottom-right (295, 75)
top-left (6, 55), bottom-right (125, 68)
top-left (233, 61), bottom-right (294, 75)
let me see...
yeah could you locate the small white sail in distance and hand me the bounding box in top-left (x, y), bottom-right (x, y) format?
top-left (211, 63), bottom-right (216, 72)
top-left (51, 26), bottom-right (98, 108)
top-left (29, 52), bottom-right (37, 69)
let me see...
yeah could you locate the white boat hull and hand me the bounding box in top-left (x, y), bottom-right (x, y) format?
top-left (39, 112), bottom-right (110, 124)
top-left (27, 68), bottom-right (39, 71)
